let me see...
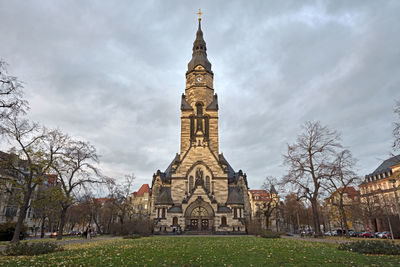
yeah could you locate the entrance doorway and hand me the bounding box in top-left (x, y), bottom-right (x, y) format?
top-left (184, 198), bottom-right (215, 233)
top-left (201, 219), bottom-right (209, 230)
top-left (190, 219), bottom-right (198, 230)
top-left (186, 206), bottom-right (212, 231)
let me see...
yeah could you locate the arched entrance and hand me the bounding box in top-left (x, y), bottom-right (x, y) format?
top-left (184, 197), bottom-right (214, 232)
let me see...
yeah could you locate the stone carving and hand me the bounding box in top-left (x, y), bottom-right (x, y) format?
top-left (195, 168), bottom-right (204, 187)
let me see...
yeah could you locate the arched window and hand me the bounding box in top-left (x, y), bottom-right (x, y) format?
top-left (173, 217), bottom-right (178, 225)
top-left (189, 176), bottom-right (194, 191)
top-left (206, 176), bottom-right (210, 191)
top-left (162, 208), bottom-right (166, 219)
top-left (196, 103), bottom-right (203, 117)
top-left (196, 103), bottom-right (203, 132)
top-left (190, 115), bottom-right (195, 140)
top-left (204, 116), bottom-right (209, 139)
top-left (221, 216), bottom-right (227, 226)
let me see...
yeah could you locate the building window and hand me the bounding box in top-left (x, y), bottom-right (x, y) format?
top-left (189, 176), bottom-right (194, 191)
top-left (196, 103), bottom-right (203, 117)
top-left (206, 176), bottom-right (210, 191)
top-left (204, 116), bottom-right (209, 139)
top-left (221, 216), bottom-right (227, 226)
top-left (162, 208), bottom-right (166, 219)
top-left (190, 115), bottom-right (195, 140)
top-left (233, 208), bottom-right (237, 218)
top-left (196, 103), bottom-right (203, 132)
top-left (173, 217), bottom-right (178, 225)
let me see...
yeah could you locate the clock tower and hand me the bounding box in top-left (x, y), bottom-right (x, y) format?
top-left (150, 14), bottom-right (251, 234)
top-left (181, 17), bottom-right (219, 157)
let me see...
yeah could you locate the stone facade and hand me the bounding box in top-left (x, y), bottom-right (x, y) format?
top-left (359, 155), bottom-right (400, 232)
top-left (150, 19), bottom-right (251, 234)
top-left (129, 184), bottom-right (151, 217)
top-left (248, 188), bottom-right (280, 231)
top-left (325, 186), bottom-right (362, 231)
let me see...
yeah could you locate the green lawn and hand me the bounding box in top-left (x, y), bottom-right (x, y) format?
top-left (0, 236), bottom-right (399, 266)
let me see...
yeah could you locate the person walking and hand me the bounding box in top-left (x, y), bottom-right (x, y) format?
top-left (87, 227), bottom-right (91, 240)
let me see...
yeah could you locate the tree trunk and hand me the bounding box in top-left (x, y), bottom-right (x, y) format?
top-left (40, 216), bottom-right (46, 238)
top-left (265, 213), bottom-right (270, 229)
top-left (339, 196), bottom-right (350, 238)
top-left (94, 218), bottom-right (102, 234)
top-left (311, 199), bottom-right (321, 236)
top-left (57, 206), bottom-right (68, 240)
top-left (11, 189), bottom-right (32, 243)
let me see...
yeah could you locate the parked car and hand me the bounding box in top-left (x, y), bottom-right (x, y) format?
top-left (351, 231), bottom-right (362, 237)
top-left (68, 230), bottom-right (79, 236)
top-left (324, 231), bottom-right (333, 236)
top-left (50, 232), bottom-right (58, 237)
top-left (359, 232), bottom-right (375, 238)
top-left (381, 232), bottom-right (392, 239)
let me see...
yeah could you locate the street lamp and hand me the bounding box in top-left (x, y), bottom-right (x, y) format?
top-left (389, 179), bottom-right (400, 222)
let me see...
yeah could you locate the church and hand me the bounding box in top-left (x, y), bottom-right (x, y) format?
top-left (150, 15), bottom-right (251, 234)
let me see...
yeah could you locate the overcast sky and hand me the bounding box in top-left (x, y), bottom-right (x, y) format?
top-left (1, 0), bottom-right (399, 192)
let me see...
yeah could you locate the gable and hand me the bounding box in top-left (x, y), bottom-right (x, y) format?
top-left (174, 146), bottom-right (226, 178)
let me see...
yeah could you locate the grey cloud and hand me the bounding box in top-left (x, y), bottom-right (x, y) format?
top-left (1, 0), bottom-right (399, 191)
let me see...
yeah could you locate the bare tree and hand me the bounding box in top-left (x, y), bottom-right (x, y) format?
top-left (0, 60), bottom-right (28, 119)
top-left (281, 193), bottom-right (309, 233)
top-left (30, 184), bottom-right (63, 238)
top-left (323, 150), bottom-right (360, 238)
top-left (51, 138), bottom-right (100, 240)
top-left (258, 176), bottom-right (279, 230)
top-left (393, 100), bottom-right (400, 151)
top-left (282, 121), bottom-right (341, 236)
top-left (0, 115), bottom-right (65, 242)
top-left (107, 174), bottom-right (135, 234)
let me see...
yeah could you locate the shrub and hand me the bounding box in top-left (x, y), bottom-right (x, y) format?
top-left (246, 220), bottom-right (261, 235)
top-left (4, 242), bottom-right (62, 256)
top-left (260, 230), bottom-right (280, 238)
top-left (109, 217), bottom-right (152, 236)
top-left (122, 234), bottom-right (142, 239)
top-left (338, 240), bottom-right (400, 255)
top-left (0, 222), bottom-right (28, 241)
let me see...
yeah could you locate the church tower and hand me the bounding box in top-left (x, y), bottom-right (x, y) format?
top-left (150, 13), bottom-right (251, 234)
top-left (181, 17), bottom-right (219, 159)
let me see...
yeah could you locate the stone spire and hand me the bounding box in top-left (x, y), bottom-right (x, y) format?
top-left (187, 16), bottom-right (212, 73)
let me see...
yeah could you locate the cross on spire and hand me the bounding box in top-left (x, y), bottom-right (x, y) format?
top-left (197, 9), bottom-right (203, 21)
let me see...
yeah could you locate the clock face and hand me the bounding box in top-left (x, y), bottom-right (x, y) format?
top-left (196, 76), bottom-right (203, 82)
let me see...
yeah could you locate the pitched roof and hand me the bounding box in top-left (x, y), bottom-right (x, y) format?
top-left (46, 174), bottom-right (57, 185)
top-left (249, 190), bottom-right (271, 201)
top-left (219, 153), bottom-right (235, 178)
top-left (133, 184), bottom-right (150, 197)
top-left (328, 186), bottom-right (360, 200)
top-left (93, 198), bottom-right (113, 205)
top-left (371, 155), bottom-right (400, 175)
top-left (181, 94), bottom-right (193, 110)
top-left (187, 19), bottom-right (212, 73)
top-left (206, 94), bottom-right (218, 110)
top-left (226, 186), bottom-right (244, 205)
top-left (155, 187), bottom-right (173, 205)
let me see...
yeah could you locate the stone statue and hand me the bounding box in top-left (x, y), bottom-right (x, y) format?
top-left (195, 168), bottom-right (204, 186)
